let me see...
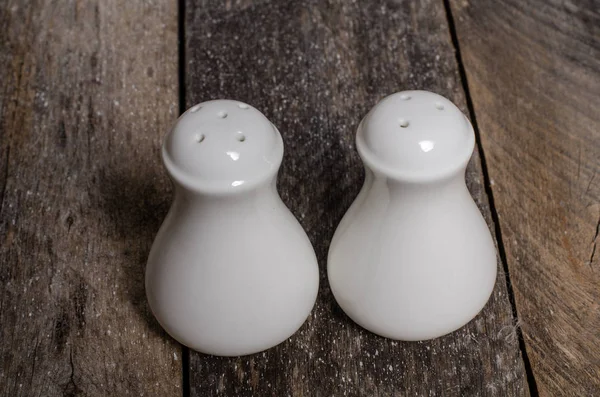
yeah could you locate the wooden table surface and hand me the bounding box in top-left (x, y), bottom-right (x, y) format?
top-left (1, 0), bottom-right (598, 396)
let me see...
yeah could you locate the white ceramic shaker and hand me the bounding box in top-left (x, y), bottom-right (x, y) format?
top-left (327, 91), bottom-right (497, 341)
top-left (146, 100), bottom-right (319, 356)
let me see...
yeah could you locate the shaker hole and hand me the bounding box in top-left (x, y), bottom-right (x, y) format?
top-left (218, 111), bottom-right (228, 118)
top-left (236, 133), bottom-right (246, 142)
top-left (195, 134), bottom-right (205, 143)
top-left (435, 102), bottom-right (445, 110)
top-left (399, 119), bottom-right (410, 128)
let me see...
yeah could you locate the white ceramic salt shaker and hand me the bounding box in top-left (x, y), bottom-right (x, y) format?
top-left (327, 90), bottom-right (497, 341)
top-left (146, 100), bottom-right (319, 356)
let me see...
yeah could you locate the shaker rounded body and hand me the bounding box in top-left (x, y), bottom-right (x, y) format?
top-left (147, 185), bottom-right (319, 356)
top-left (328, 171), bottom-right (497, 340)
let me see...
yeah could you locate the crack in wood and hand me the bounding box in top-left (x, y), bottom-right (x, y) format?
top-left (590, 214), bottom-right (600, 268)
top-left (63, 347), bottom-right (82, 397)
top-left (442, 0), bottom-right (538, 395)
top-left (0, 146), bottom-right (9, 215)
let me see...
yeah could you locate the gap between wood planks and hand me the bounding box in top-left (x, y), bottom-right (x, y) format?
top-left (442, 0), bottom-right (539, 395)
top-left (178, 0), bottom-right (192, 396)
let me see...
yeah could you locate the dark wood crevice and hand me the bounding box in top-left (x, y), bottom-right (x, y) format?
top-left (442, 0), bottom-right (539, 395)
top-left (178, 0), bottom-right (187, 117)
top-left (178, 0), bottom-right (191, 396)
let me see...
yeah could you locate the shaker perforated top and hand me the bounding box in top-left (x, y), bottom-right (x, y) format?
top-left (163, 100), bottom-right (283, 192)
top-left (356, 91), bottom-right (475, 181)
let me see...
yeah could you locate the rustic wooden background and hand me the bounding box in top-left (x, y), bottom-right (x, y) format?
top-left (0, 0), bottom-right (598, 396)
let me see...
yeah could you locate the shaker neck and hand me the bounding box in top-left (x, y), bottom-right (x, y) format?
top-left (368, 164), bottom-right (468, 192)
top-left (171, 173), bottom-right (278, 202)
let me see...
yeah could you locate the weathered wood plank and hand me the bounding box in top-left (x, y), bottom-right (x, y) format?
top-left (450, 0), bottom-right (600, 395)
top-left (0, 1), bottom-right (181, 395)
top-left (185, 1), bottom-right (528, 395)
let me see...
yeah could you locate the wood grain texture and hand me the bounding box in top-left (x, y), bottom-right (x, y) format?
top-left (0, 1), bottom-right (181, 395)
top-left (185, 1), bottom-right (528, 395)
top-left (450, 0), bottom-right (600, 395)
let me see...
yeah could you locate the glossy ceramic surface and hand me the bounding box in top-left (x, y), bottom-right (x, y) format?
top-left (147, 100), bottom-right (319, 356)
top-left (328, 91), bottom-right (497, 341)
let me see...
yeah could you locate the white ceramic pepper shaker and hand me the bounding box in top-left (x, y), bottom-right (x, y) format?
top-left (327, 90), bottom-right (497, 341)
top-left (146, 100), bottom-right (319, 356)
